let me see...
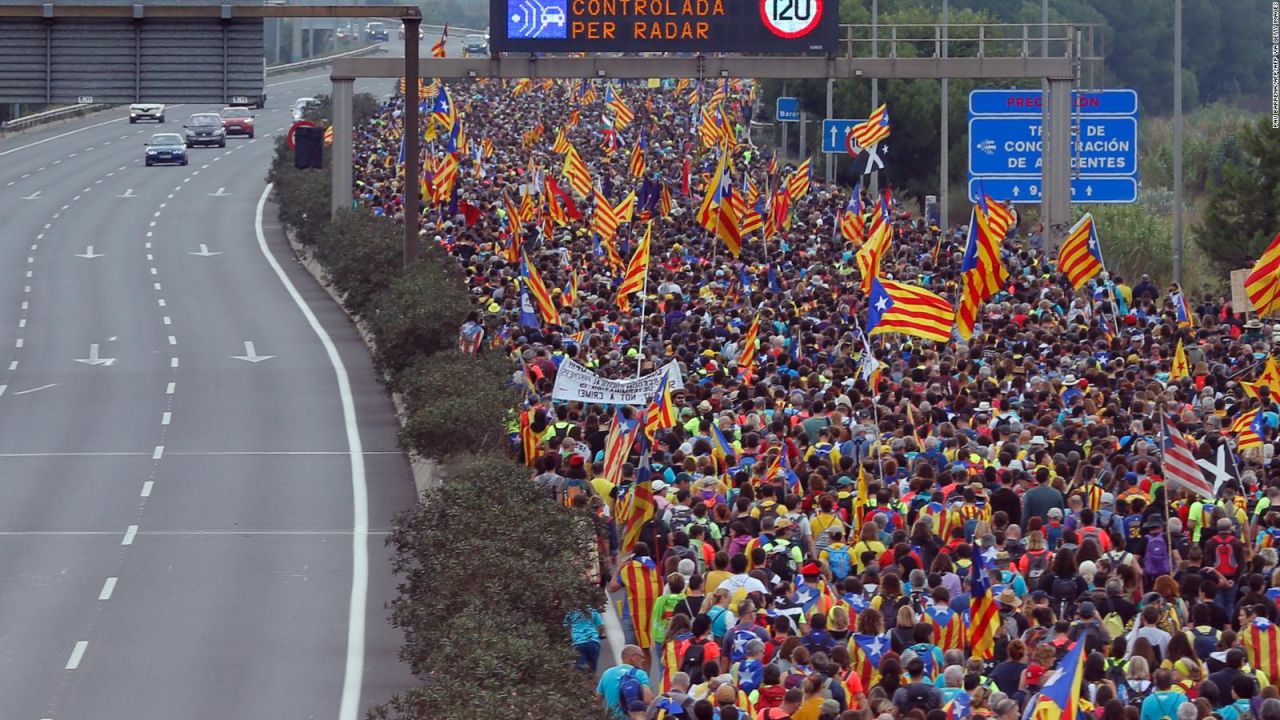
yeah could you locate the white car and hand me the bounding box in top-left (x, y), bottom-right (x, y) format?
top-left (129, 103), bottom-right (165, 123)
top-left (292, 97), bottom-right (319, 121)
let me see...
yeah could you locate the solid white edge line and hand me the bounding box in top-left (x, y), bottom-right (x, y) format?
top-left (99, 577), bottom-right (117, 600)
top-left (255, 183), bottom-right (368, 720)
top-left (65, 640), bottom-right (89, 669)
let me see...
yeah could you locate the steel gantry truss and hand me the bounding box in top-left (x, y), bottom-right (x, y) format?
top-left (331, 21), bottom-right (1092, 267)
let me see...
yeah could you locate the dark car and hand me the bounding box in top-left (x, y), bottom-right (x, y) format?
top-left (145, 132), bottom-right (188, 166)
top-left (219, 107), bottom-right (255, 137)
top-left (184, 112), bottom-right (226, 148)
top-left (463, 34), bottom-right (488, 55)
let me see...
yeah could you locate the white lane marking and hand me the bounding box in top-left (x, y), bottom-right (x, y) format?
top-left (161, 412), bottom-right (171, 425)
top-left (98, 577), bottom-right (117, 600)
top-left (256, 183), bottom-right (369, 720)
top-left (167, 335), bottom-right (176, 345)
top-left (162, 316), bottom-right (171, 325)
top-left (5, 181), bottom-right (11, 186)
top-left (20, 302), bottom-right (27, 310)
top-left (154, 282), bottom-right (162, 291)
top-left (166, 382), bottom-right (175, 394)
top-left (42, 223), bottom-right (50, 229)
top-left (14, 339), bottom-right (22, 348)
top-left (60, 204), bottom-right (68, 211)
top-left (65, 641), bottom-right (89, 670)
top-left (170, 357), bottom-right (178, 368)
top-left (146, 254), bottom-right (153, 261)
top-left (51, 213), bottom-right (59, 220)
top-left (201, 164), bottom-right (209, 170)
top-left (150, 268), bottom-right (158, 275)
top-left (35, 234), bottom-right (43, 240)
top-left (14, 384), bottom-right (58, 396)
top-left (7, 361), bottom-right (16, 370)
top-left (0, 385), bottom-right (6, 397)
top-left (146, 233), bottom-right (153, 239)
top-left (25, 271), bottom-right (32, 278)
top-left (140, 481), bottom-right (153, 497)
top-left (157, 299), bottom-right (166, 307)
top-left (52, 159), bottom-right (60, 165)
top-left (149, 221), bottom-right (156, 227)
top-left (23, 286), bottom-right (30, 293)
top-left (121, 525), bottom-right (138, 545)
top-left (153, 211), bottom-right (161, 217)
top-left (152, 445), bottom-right (164, 460)
top-left (167, 194), bottom-right (174, 200)
top-left (18, 319), bottom-right (25, 328)
top-left (95, 179), bottom-right (103, 184)
top-left (27, 255), bottom-right (33, 261)
top-left (191, 171), bottom-right (199, 176)
top-left (0, 116), bottom-right (128, 158)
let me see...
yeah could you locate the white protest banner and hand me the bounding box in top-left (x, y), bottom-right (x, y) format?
top-left (551, 359), bottom-right (684, 406)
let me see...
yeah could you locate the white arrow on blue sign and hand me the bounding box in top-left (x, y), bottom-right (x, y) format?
top-left (820, 119), bottom-right (867, 154)
top-left (968, 116), bottom-right (1138, 177)
top-left (968, 176), bottom-right (1138, 204)
top-left (776, 97), bottom-right (800, 123)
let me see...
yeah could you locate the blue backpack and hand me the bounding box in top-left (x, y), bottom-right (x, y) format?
top-left (827, 546), bottom-right (853, 581)
top-left (618, 668), bottom-right (645, 711)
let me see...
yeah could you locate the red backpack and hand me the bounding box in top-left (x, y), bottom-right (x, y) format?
top-left (1212, 533), bottom-right (1240, 577)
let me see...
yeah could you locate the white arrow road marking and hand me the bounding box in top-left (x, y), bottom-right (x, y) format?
top-left (117, 188), bottom-right (136, 198)
top-left (190, 244), bottom-right (222, 257)
top-left (75, 246), bottom-right (104, 259)
top-left (231, 341), bottom-right (275, 363)
top-left (13, 384), bottom-right (58, 396)
top-left (209, 187), bottom-right (230, 197)
top-left (74, 344), bottom-right (116, 367)
top-left (21, 190), bottom-right (41, 200)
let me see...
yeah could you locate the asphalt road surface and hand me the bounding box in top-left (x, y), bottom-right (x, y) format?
top-left (0, 42), bottom-right (433, 720)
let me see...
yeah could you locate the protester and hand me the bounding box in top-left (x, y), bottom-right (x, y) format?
top-left (351, 75), bottom-right (1280, 719)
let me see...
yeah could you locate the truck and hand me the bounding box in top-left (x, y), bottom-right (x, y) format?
top-left (227, 58), bottom-right (268, 110)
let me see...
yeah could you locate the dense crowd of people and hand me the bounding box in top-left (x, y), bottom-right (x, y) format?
top-left (351, 76), bottom-right (1280, 720)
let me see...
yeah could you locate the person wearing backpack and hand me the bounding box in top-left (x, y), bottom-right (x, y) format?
top-left (675, 615), bottom-right (722, 688)
top-left (891, 656), bottom-right (943, 713)
top-left (1139, 520), bottom-right (1173, 587)
top-left (819, 530), bottom-right (853, 583)
top-left (1137, 669), bottom-right (1186, 720)
top-left (596, 644), bottom-right (655, 719)
top-left (1038, 551), bottom-right (1088, 619)
top-left (1185, 604), bottom-right (1221, 661)
top-left (1018, 531), bottom-right (1054, 586)
top-left (1204, 518), bottom-right (1246, 607)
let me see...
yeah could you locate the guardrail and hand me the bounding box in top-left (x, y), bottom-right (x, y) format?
top-left (265, 42), bottom-right (386, 76)
top-left (1, 103), bottom-right (109, 131)
top-left (0, 42), bottom-right (389, 133)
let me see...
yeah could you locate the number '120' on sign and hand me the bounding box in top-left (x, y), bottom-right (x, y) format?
top-left (760, 0), bottom-right (822, 38)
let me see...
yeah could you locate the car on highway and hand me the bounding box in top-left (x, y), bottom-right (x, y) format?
top-left (292, 97), bottom-right (320, 121)
top-left (184, 112), bottom-right (226, 148)
top-left (463, 34), bottom-right (488, 55)
top-left (219, 106), bottom-right (255, 138)
top-left (397, 26), bottom-right (424, 40)
top-left (129, 102), bottom-right (165, 123)
top-left (144, 132), bottom-right (188, 166)
top-left (366, 22), bottom-right (389, 41)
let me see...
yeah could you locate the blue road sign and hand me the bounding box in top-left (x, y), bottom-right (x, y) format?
top-left (968, 176), bottom-right (1138, 204)
top-left (968, 116), bottom-right (1138, 177)
top-left (776, 97), bottom-right (800, 123)
top-left (820, 118), bottom-right (867, 154)
top-left (506, 0), bottom-right (569, 39)
top-left (969, 89), bottom-right (1138, 117)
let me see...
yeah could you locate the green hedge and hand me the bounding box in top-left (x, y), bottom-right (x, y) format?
top-left (267, 137), bottom-right (600, 719)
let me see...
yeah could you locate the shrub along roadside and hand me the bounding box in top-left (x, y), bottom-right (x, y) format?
top-left (267, 138), bottom-right (599, 719)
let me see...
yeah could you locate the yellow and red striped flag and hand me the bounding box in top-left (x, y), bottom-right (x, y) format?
top-left (430, 24), bottom-right (447, 58)
top-left (866, 277), bottom-right (954, 344)
top-left (561, 144), bottom-right (592, 197)
top-left (840, 183), bottom-right (865, 245)
top-left (1243, 617), bottom-right (1280, 684)
top-left (605, 84), bottom-right (635, 129)
top-left (1245, 356), bottom-right (1280, 398)
top-left (615, 190), bottom-right (637, 225)
top-left (1247, 231), bottom-right (1280, 317)
top-left (591, 190), bottom-right (621, 243)
top-left (322, 125), bottom-right (334, 146)
top-left (520, 251), bottom-right (559, 326)
top-left (924, 606), bottom-right (966, 653)
top-left (955, 195), bottom-right (1012, 339)
top-left (501, 194), bottom-right (522, 262)
top-left (511, 77), bottom-right (532, 96)
top-left (659, 183), bottom-right (673, 218)
top-left (602, 409), bottom-right (636, 487)
top-left (850, 103), bottom-right (890, 148)
top-left (615, 221), bottom-right (652, 311)
top-left (519, 408), bottom-right (538, 466)
top-left (968, 549), bottom-right (1000, 659)
top-left (786, 158), bottom-right (812, 202)
top-left (551, 128), bottom-right (570, 155)
top-left (642, 373), bottom-right (678, 441)
top-left (737, 312), bottom-right (762, 377)
top-left (617, 537), bottom-right (661, 648)
top-left (628, 135), bottom-right (646, 178)
top-left (1058, 212), bottom-right (1105, 289)
top-left (1230, 409), bottom-right (1266, 450)
top-left (431, 153), bottom-right (459, 203)
top-left (855, 193), bottom-right (893, 294)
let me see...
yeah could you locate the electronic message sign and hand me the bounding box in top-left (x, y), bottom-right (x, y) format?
top-left (491, 0), bottom-right (838, 53)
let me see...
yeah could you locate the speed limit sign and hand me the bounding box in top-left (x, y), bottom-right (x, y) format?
top-left (759, 0), bottom-right (824, 39)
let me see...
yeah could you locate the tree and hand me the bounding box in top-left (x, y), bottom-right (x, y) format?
top-left (396, 352), bottom-right (517, 457)
top-left (365, 245), bottom-right (473, 376)
top-left (1196, 117), bottom-right (1280, 274)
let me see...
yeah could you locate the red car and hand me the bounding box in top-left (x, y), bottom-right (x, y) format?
top-left (219, 107), bottom-right (255, 138)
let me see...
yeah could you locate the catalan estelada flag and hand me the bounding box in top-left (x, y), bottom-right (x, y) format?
top-left (520, 251), bottom-right (558, 326)
top-left (518, 408), bottom-right (538, 466)
top-left (431, 84), bottom-right (456, 132)
top-left (1058, 212), bottom-right (1105, 289)
top-left (642, 373), bottom-right (678, 441)
top-left (602, 408), bottom-right (637, 487)
top-left (855, 191), bottom-right (893, 294)
top-left (1243, 617), bottom-right (1280, 684)
top-left (867, 277), bottom-right (954, 344)
top-left (561, 144), bottom-right (592, 197)
top-left (617, 535), bottom-right (661, 648)
top-left (968, 550), bottom-right (999, 659)
top-left (431, 24), bottom-right (447, 57)
top-left (786, 158), bottom-right (812, 201)
top-left (850, 104), bottom-right (890, 148)
top-left (710, 423), bottom-right (735, 470)
top-left (1030, 638), bottom-right (1085, 720)
top-left (849, 633), bottom-right (889, 691)
top-left (605, 84), bottom-right (635, 129)
top-left (1230, 408), bottom-right (1267, 450)
top-left (955, 195), bottom-right (1011, 339)
top-left (1247, 231), bottom-right (1280, 317)
top-left (924, 605), bottom-right (966, 653)
top-left (840, 182), bottom-right (865, 245)
top-left (576, 79), bottom-right (598, 105)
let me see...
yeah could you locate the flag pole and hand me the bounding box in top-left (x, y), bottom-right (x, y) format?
top-left (635, 245), bottom-right (651, 380)
top-left (852, 317), bottom-right (889, 485)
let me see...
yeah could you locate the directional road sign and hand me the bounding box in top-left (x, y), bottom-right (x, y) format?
top-left (968, 116), bottom-right (1138, 177)
top-left (776, 96), bottom-right (800, 123)
top-left (820, 118), bottom-right (866, 154)
top-left (968, 176), bottom-right (1138, 205)
top-left (969, 89), bottom-right (1138, 117)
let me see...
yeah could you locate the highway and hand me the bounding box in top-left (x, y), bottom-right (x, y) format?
top-left (0, 39), bottom-right (431, 719)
